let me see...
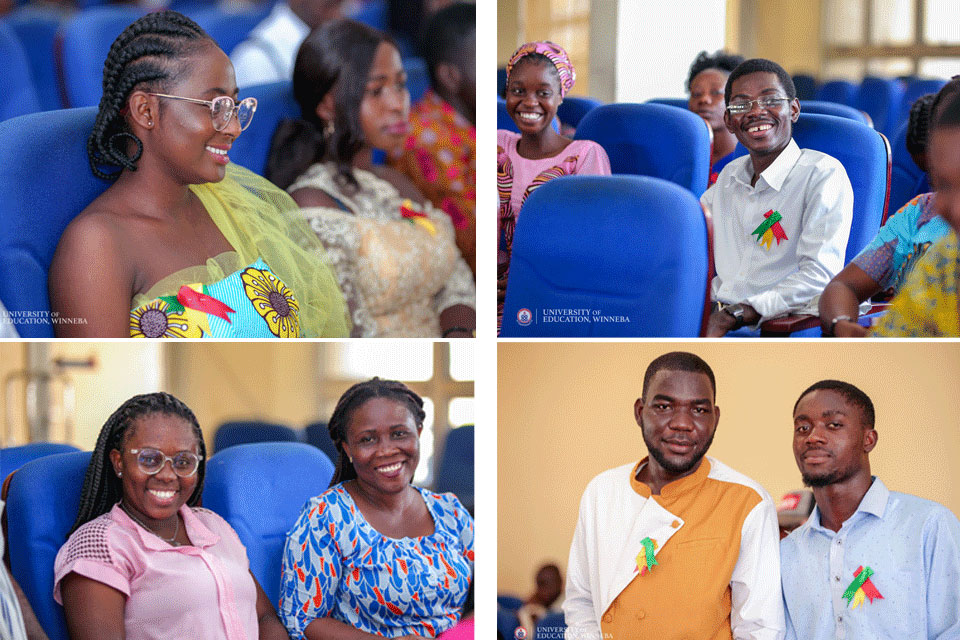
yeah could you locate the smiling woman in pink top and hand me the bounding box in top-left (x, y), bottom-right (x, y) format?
top-left (53, 392), bottom-right (288, 640)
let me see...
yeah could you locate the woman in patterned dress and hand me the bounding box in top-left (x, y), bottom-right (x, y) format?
top-left (497, 41), bottom-right (611, 332)
top-left (279, 379), bottom-right (474, 640)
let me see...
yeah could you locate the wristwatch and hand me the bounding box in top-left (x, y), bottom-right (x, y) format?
top-left (825, 314), bottom-right (852, 337)
top-left (722, 303), bottom-right (746, 329)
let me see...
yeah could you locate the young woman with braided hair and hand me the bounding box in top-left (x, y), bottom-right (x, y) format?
top-left (48, 10), bottom-right (348, 338)
top-left (279, 378), bottom-right (474, 640)
top-left (53, 392), bottom-right (289, 640)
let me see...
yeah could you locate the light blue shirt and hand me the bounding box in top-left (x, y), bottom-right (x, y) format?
top-left (781, 478), bottom-right (960, 640)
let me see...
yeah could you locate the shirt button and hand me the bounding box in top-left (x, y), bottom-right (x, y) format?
top-left (636, 610), bottom-right (646, 620)
top-left (835, 575), bottom-right (841, 582)
top-left (837, 615), bottom-right (843, 624)
top-left (671, 520), bottom-right (680, 528)
top-left (603, 613), bottom-right (613, 623)
top-left (836, 538), bottom-right (843, 545)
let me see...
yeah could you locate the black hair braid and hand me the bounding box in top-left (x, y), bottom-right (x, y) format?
top-left (326, 378), bottom-right (426, 486)
top-left (87, 10), bottom-right (211, 181)
top-left (906, 93), bottom-right (936, 160)
top-left (70, 392), bottom-right (206, 535)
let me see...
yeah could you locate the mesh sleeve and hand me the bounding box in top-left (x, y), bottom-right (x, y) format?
top-left (54, 515), bottom-right (131, 602)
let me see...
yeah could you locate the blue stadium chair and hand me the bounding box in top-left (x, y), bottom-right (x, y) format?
top-left (434, 425), bottom-right (473, 512)
top-left (855, 76), bottom-right (903, 136)
top-left (4, 451), bottom-right (91, 640)
top-left (645, 97), bottom-right (689, 110)
top-left (0, 107), bottom-right (107, 337)
top-left (403, 56), bottom-right (430, 104)
top-left (800, 100), bottom-right (872, 127)
top-left (498, 606), bottom-right (520, 640)
top-left (792, 73), bottom-right (817, 100)
top-left (497, 96), bottom-right (559, 134)
top-left (497, 66), bottom-right (507, 97)
top-left (815, 79), bottom-right (858, 106)
top-left (896, 78), bottom-right (947, 132)
top-left (730, 112), bottom-right (891, 335)
top-left (535, 611), bottom-right (566, 640)
top-left (497, 594), bottom-right (525, 611)
top-left (575, 102), bottom-right (712, 197)
top-left (3, 5), bottom-right (67, 111)
top-left (303, 421), bottom-right (339, 464)
top-left (888, 119), bottom-right (930, 215)
top-left (187, 5), bottom-right (272, 58)
top-left (0, 20), bottom-right (41, 121)
top-left (1, 442), bottom-right (81, 485)
top-left (213, 421), bottom-right (298, 453)
top-left (203, 442), bottom-right (334, 607)
top-left (59, 6), bottom-right (148, 107)
top-left (349, 0), bottom-right (388, 30)
top-left (229, 79), bottom-right (299, 175)
top-left (501, 175), bottom-right (711, 337)
top-left (557, 96), bottom-right (603, 130)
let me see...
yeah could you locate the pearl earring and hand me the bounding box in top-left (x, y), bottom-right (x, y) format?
top-left (117, 471), bottom-right (122, 477)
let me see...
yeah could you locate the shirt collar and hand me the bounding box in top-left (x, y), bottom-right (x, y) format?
top-left (737, 138), bottom-right (801, 191)
top-left (630, 455), bottom-right (712, 500)
top-left (111, 502), bottom-right (219, 550)
top-left (803, 476), bottom-right (889, 535)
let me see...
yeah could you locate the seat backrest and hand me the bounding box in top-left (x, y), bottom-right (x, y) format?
top-left (557, 96), bottom-right (604, 129)
top-left (302, 421), bottom-right (338, 463)
top-left (5, 451), bottom-right (91, 640)
top-left (645, 97), bottom-right (689, 110)
top-left (501, 175), bottom-right (710, 337)
top-left (792, 73), bottom-right (817, 100)
top-left (0, 442), bottom-right (81, 485)
top-left (815, 79), bottom-right (858, 106)
top-left (855, 76), bottom-right (904, 136)
top-left (186, 5), bottom-right (272, 58)
top-left (213, 421), bottom-right (298, 453)
top-left (0, 107), bottom-right (108, 337)
top-left (896, 78), bottom-right (947, 132)
top-left (229, 79), bottom-right (300, 175)
top-left (348, 0), bottom-right (387, 30)
top-left (731, 112), bottom-right (891, 263)
top-left (888, 119), bottom-right (930, 214)
top-left (59, 6), bottom-right (147, 107)
top-left (0, 20), bottom-right (42, 122)
top-left (575, 102), bottom-right (711, 197)
top-left (203, 442), bottom-right (334, 606)
top-left (434, 425), bottom-right (473, 512)
top-left (403, 56), bottom-right (430, 104)
top-left (4, 6), bottom-right (67, 112)
top-left (800, 100), bottom-right (872, 126)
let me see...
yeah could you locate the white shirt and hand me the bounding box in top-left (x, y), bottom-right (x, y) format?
top-left (701, 139), bottom-right (853, 321)
top-left (229, 2), bottom-right (310, 88)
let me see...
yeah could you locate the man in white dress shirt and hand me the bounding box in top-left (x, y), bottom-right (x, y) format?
top-left (701, 58), bottom-right (853, 337)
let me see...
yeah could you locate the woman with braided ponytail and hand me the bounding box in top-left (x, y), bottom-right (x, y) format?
top-left (53, 392), bottom-right (290, 640)
top-left (48, 10), bottom-right (348, 338)
top-left (278, 379), bottom-right (474, 639)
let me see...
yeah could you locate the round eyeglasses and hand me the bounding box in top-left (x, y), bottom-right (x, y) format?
top-left (726, 96), bottom-right (790, 115)
top-left (147, 93), bottom-right (258, 132)
top-left (128, 448), bottom-right (203, 477)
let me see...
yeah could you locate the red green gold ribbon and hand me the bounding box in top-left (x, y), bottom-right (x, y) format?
top-left (400, 199), bottom-right (437, 236)
top-left (842, 565), bottom-right (884, 609)
top-left (750, 209), bottom-right (788, 250)
top-left (636, 537), bottom-right (658, 576)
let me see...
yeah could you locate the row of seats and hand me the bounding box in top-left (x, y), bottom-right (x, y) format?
top-left (0, 0), bottom-right (425, 121)
top-left (499, 111), bottom-right (891, 337)
top-left (497, 604), bottom-right (565, 640)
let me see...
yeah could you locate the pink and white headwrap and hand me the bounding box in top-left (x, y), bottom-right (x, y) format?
top-left (506, 41), bottom-right (576, 98)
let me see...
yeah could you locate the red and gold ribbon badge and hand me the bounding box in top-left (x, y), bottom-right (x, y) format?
top-left (750, 209), bottom-right (788, 250)
top-left (400, 199), bottom-right (437, 236)
top-left (842, 565), bottom-right (883, 609)
top-left (635, 537), bottom-right (658, 576)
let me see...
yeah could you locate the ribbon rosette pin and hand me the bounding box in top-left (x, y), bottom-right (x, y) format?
top-left (751, 209), bottom-right (788, 250)
top-left (636, 537), bottom-right (658, 576)
top-left (842, 565), bottom-right (883, 609)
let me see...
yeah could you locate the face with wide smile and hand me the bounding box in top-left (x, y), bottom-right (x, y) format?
top-left (724, 71), bottom-right (799, 161)
top-left (505, 58), bottom-right (562, 136)
top-left (357, 41), bottom-right (410, 152)
top-left (109, 412), bottom-right (201, 526)
top-left (792, 389), bottom-right (876, 488)
top-left (343, 397), bottom-right (421, 495)
top-left (635, 369), bottom-right (719, 479)
top-left (689, 68), bottom-right (729, 131)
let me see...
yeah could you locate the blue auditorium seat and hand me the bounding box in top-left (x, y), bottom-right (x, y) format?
top-left (203, 442), bottom-right (335, 607)
top-left (434, 425), bottom-right (474, 512)
top-left (0, 107), bottom-right (107, 337)
top-left (497, 594), bottom-right (525, 611)
top-left (792, 73), bottom-right (817, 100)
top-left (4, 451), bottom-right (91, 640)
top-left (3, 5), bottom-right (66, 112)
top-left (1, 442), bottom-right (81, 484)
top-left (498, 606), bottom-right (520, 640)
top-left (59, 6), bottom-right (148, 108)
top-left (888, 119), bottom-right (930, 215)
top-left (229, 79), bottom-right (299, 175)
top-left (575, 102), bottom-right (712, 197)
top-left (855, 76), bottom-right (904, 136)
top-left (187, 4), bottom-right (272, 58)
top-left (213, 421), bottom-right (298, 453)
top-left (403, 55), bottom-right (430, 103)
top-left (501, 175), bottom-right (711, 337)
top-left (303, 421), bottom-right (339, 464)
top-left (557, 96), bottom-right (603, 130)
top-left (0, 20), bottom-right (41, 122)
top-left (645, 97), bottom-right (689, 109)
top-left (349, 0), bottom-right (388, 30)
top-left (894, 78), bottom-right (947, 132)
top-left (815, 79), bottom-right (858, 106)
top-left (800, 100), bottom-right (872, 126)
top-left (497, 66), bottom-right (507, 97)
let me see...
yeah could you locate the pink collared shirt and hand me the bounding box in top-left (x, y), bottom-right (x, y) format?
top-left (54, 503), bottom-right (258, 640)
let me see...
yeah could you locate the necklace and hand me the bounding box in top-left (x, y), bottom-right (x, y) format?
top-left (120, 502), bottom-right (180, 545)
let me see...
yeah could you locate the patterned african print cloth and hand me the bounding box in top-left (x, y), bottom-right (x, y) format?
top-left (496, 129), bottom-right (610, 331)
top-left (129, 258), bottom-right (301, 338)
top-left (279, 484), bottom-right (474, 639)
top-left (871, 228), bottom-right (960, 337)
top-left (389, 90), bottom-right (476, 272)
top-left (850, 193), bottom-right (948, 295)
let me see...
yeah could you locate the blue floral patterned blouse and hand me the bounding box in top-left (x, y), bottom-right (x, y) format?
top-left (279, 484), bottom-right (474, 639)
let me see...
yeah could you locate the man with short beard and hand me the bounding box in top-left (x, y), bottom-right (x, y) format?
top-left (563, 352), bottom-right (784, 640)
top-left (781, 380), bottom-right (960, 639)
